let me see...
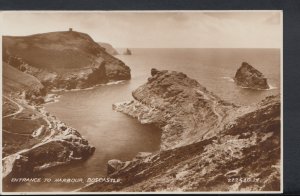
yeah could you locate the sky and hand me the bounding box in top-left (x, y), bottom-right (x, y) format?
top-left (0, 11), bottom-right (282, 48)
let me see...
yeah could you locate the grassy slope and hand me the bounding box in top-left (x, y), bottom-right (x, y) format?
top-left (2, 102), bottom-right (47, 156)
top-left (3, 62), bottom-right (44, 95)
top-left (2, 63), bottom-right (47, 156)
top-left (3, 31), bottom-right (130, 82)
top-left (2, 97), bottom-right (19, 116)
top-left (3, 31), bottom-right (104, 72)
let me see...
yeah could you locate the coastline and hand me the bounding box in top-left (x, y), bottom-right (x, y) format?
top-left (50, 80), bottom-right (126, 93)
top-left (44, 80), bottom-right (127, 106)
top-left (2, 77), bottom-right (130, 185)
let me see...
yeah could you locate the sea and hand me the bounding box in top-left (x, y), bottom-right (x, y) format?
top-left (5, 48), bottom-right (281, 192)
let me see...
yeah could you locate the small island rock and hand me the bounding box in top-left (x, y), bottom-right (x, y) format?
top-left (234, 62), bottom-right (269, 90)
top-left (123, 48), bottom-right (132, 55)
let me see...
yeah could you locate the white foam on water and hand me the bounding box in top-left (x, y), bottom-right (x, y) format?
top-left (239, 84), bottom-right (278, 91)
top-left (221, 76), bottom-right (234, 82)
top-left (44, 94), bottom-right (61, 105)
top-left (46, 81), bottom-right (126, 105)
top-left (103, 80), bottom-right (126, 86)
top-left (221, 76), bottom-right (278, 91)
top-left (268, 84), bottom-right (278, 90)
top-left (50, 80), bottom-right (126, 93)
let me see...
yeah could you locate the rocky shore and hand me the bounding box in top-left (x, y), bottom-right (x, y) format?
top-left (81, 69), bottom-right (281, 192)
top-left (2, 96), bottom-right (95, 181)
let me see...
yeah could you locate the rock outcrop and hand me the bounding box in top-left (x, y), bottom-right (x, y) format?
top-left (3, 31), bottom-right (131, 92)
top-left (113, 69), bottom-right (236, 150)
top-left (98, 42), bottom-right (119, 55)
top-left (234, 62), bottom-right (269, 90)
top-left (3, 83), bottom-right (95, 180)
top-left (81, 69), bottom-right (280, 192)
top-left (2, 101), bottom-right (95, 181)
top-left (3, 62), bottom-right (47, 104)
top-left (107, 159), bottom-right (125, 175)
top-left (3, 129), bottom-right (95, 180)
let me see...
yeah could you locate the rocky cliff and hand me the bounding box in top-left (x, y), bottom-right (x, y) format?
top-left (3, 31), bottom-right (131, 92)
top-left (113, 68), bottom-right (236, 150)
top-left (2, 93), bottom-right (95, 181)
top-left (81, 69), bottom-right (281, 192)
top-left (3, 62), bottom-right (46, 105)
top-left (98, 42), bottom-right (119, 55)
top-left (234, 62), bottom-right (269, 90)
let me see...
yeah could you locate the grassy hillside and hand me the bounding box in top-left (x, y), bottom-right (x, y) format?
top-left (3, 31), bottom-right (130, 77)
top-left (3, 62), bottom-right (44, 95)
top-left (3, 31), bottom-right (104, 72)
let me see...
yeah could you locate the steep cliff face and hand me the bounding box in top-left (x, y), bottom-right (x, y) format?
top-left (113, 69), bottom-right (236, 150)
top-left (3, 62), bottom-right (46, 104)
top-left (3, 31), bottom-right (131, 92)
top-left (234, 62), bottom-right (269, 90)
top-left (82, 69), bottom-right (281, 192)
top-left (98, 42), bottom-right (119, 55)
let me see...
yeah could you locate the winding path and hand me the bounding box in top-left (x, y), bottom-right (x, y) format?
top-left (201, 95), bottom-right (227, 140)
top-left (2, 96), bottom-right (30, 136)
top-left (2, 95), bottom-right (56, 139)
top-left (2, 129), bottom-right (31, 136)
top-left (3, 96), bottom-right (24, 118)
top-left (211, 100), bottom-right (223, 124)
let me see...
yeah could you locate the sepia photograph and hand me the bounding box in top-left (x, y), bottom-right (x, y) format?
top-left (1, 11), bottom-right (282, 193)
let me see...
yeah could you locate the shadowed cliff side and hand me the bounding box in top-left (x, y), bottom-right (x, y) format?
top-left (3, 30), bottom-right (131, 92)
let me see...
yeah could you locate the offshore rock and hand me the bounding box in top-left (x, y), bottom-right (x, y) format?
top-left (234, 62), bottom-right (269, 90)
top-left (123, 48), bottom-right (132, 55)
top-left (114, 69), bottom-right (236, 150)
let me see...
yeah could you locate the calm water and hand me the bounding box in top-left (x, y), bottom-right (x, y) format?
top-left (119, 48), bottom-right (280, 105)
top-left (6, 48), bottom-right (280, 192)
